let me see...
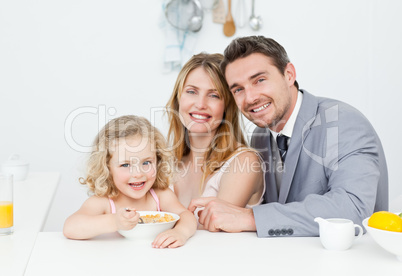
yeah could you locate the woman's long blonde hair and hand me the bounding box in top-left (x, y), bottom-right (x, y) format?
top-left (80, 115), bottom-right (173, 198)
top-left (166, 53), bottom-right (248, 188)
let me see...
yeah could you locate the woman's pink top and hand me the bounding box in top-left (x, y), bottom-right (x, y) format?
top-left (108, 188), bottom-right (160, 213)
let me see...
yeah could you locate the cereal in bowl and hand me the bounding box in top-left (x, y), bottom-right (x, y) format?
top-left (141, 213), bottom-right (175, 223)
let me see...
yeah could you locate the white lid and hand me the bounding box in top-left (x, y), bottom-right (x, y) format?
top-left (2, 154), bottom-right (29, 167)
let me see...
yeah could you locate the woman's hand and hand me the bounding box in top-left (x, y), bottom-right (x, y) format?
top-left (115, 207), bottom-right (140, 230)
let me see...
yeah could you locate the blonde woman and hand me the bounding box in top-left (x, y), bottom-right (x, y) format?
top-left (63, 115), bottom-right (196, 248)
top-left (166, 53), bottom-right (265, 219)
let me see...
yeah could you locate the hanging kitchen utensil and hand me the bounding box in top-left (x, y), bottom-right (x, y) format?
top-left (249, 0), bottom-right (262, 31)
top-left (165, 0), bottom-right (204, 32)
top-left (200, 0), bottom-right (219, 11)
top-left (235, 0), bottom-right (247, 28)
top-left (212, 0), bottom-right (225, 24)
top-left (223, 0), bottom-right (235, 36)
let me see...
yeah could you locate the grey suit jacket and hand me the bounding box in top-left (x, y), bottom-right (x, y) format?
top-left (251, 90), bottom-right (388, 237)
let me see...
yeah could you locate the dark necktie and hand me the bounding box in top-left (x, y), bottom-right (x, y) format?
top-left (276, 134), bottom-right (289, 162)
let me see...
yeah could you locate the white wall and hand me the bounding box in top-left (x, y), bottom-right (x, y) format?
top-left (1, 0), bottom-right (401, 231)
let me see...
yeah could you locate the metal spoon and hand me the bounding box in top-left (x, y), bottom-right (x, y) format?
top-left (249, 0), bottom-right (262, 31)
top-left (125, 208), bottom-right (144, 224)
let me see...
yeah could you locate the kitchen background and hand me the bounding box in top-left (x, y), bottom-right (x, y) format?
top-left (1, 0), bottom-right (401, 231)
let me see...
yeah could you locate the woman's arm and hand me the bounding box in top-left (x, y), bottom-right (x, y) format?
top-left (217, 151), bottom-right (264, 207)
top-left (153, 188), bottom-right (197, 248)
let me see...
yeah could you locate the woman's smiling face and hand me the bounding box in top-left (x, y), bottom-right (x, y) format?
top-left (178, 67), bottom-right (225, 136)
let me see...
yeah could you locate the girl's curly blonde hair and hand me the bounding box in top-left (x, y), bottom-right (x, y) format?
top-left (80, 115), bottom-right (173, 198)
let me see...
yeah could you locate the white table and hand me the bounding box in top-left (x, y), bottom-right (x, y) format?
top-left (25, 230), bottom-right (401, 276)
top-left (0, 172), bottom-right (60, 276)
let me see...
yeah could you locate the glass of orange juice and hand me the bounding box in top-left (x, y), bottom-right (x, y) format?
top-left (0, 173), bottom-right (13, 235)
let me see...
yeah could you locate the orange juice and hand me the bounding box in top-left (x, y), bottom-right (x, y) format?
top-left (0, 201), bottom-right (13, 228)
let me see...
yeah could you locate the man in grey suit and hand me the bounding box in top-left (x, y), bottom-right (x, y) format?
top-left (188, 36), bottom-right (388, 237)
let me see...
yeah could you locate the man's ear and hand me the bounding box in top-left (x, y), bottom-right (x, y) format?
top-left (284, 63), bottom-right (296, 86)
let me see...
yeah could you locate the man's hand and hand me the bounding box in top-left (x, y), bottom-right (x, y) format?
top-left (188, 197), bottom-right (257, 232)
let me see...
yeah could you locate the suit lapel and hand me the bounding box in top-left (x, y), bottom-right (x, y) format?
top-left (278, 90), bottom-right (318, 203)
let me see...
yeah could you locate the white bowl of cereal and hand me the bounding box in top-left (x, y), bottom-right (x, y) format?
top-left (118, 211), bottom-right (180, 240)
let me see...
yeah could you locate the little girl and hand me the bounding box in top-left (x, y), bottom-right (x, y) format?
top-left (63, 115), bottom-right (197, 248)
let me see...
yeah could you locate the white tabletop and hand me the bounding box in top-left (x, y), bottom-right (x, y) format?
top-left (25, 230), bottom-right (401, 276)
top-left (0, 172), bottom-right (60, 276)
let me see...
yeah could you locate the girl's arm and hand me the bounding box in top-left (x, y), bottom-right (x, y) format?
top-left (217, 151), bottom-right (264, 207)
top-left (152, 188), bottom-right (197, 248)
top-left (63, 196), bottom-right (139, 240)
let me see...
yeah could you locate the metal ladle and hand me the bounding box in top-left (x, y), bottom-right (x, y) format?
top-left (183, 0), bottom-right (203, 32)
top-left (249, 0), bottom-right (262, 31)
top-left (188, 11), bottom-right (203, 32)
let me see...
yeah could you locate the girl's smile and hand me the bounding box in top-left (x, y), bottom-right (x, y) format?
top-left (128, 181), bottom-right (146, 191)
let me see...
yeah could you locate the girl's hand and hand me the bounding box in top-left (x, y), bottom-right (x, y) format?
top-left (115, 207), bottom-right (140, 230)
top-left (152, 229), bottom-right (187, 249)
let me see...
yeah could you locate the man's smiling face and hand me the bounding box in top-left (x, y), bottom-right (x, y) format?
top-left (225, 53), bottom-right (297, 131)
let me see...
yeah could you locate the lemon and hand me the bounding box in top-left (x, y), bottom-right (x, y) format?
top-left (368, 211), bottom-right (402, 232)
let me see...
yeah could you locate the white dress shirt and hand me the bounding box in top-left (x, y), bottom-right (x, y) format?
top-left (269, 91), bottom-right (303, 191)
top-left (270, 91), bottom-right (303, 143)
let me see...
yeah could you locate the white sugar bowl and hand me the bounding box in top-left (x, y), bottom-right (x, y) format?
top-left (1, 154), bottom-right (30, 181)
